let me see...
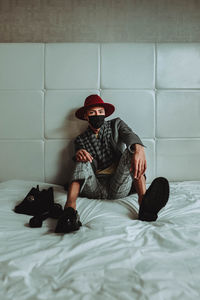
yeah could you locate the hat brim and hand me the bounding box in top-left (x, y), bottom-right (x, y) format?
top-left (75, 103), bottom-right (115, 120)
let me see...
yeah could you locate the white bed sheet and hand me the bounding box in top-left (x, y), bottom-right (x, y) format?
top-left (0, 179), bottom-right (200, 300)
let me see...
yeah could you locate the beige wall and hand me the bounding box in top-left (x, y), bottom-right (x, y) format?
top-left (0, 0), bottom-right (200, 42)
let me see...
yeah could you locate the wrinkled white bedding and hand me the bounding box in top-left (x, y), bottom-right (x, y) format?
top-left (0, 179), bottom-right (200, 300)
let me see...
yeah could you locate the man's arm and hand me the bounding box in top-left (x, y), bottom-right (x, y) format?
top-left (117, 118), bottom-right (147, 179)
top-left (117, 118), bottom-right (145, 148)
top-left (129, 143), bottom-right (147, 179)
top-left (73, 137), bottom-right (93, 163)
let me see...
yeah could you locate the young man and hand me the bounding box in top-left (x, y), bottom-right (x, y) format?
top-left (55, 94), bottom-right (169, 233)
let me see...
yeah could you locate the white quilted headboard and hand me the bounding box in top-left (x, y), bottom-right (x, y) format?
top-left (0, 43), bottom-right (200, 184)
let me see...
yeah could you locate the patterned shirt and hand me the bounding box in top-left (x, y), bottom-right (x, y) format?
top-left (74, 120), bottom-right (117, 171)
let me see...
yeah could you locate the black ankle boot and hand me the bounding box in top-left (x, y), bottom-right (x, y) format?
top-left (55, 207), bottom-right (82, 233)
top-left (29, 203), bottom-right (63, 228)
top-left (138, 177), bottom-right (170, 222)
top-left (14, 185), bottom-right (54, 216)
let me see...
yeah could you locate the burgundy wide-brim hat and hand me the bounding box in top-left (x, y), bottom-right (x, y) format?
top-left (75, 94), bottom-right (115, 120)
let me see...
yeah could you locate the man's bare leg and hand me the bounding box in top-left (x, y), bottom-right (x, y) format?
top-left (64, 181), bottom-right (81, 210)
top-left (133, 174), bottom-right (146, 206)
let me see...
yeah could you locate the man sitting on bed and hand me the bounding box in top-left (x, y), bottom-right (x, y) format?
top-left (55, 94), bottom-right (169, 233)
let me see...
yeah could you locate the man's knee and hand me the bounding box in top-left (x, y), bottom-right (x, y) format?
top-left (74, 160), bottom-right (94, 170)
top-left (70, 161), bottom-right (95, 181)
top-left (119, 148), bottom-right (132, 166)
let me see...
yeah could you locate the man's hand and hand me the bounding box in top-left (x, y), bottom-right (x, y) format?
top-left (130, 144), bottom-right (147, 179)
top-left (76, 149), bottom-right (93, 163)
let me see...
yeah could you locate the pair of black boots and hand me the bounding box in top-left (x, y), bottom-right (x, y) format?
top-left (52, 176), bottom-right (169, 231)
top-left (58, 177), bottom-right (169, 230)
top-left (14, 185), bottom-right (82, 233)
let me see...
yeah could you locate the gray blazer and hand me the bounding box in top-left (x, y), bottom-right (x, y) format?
top-left (110, 117), bottom-right (145, 159)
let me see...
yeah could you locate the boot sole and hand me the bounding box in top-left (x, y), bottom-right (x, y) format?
top-left (138, 177), bottom-right (169, 221)
top-left (54, 219), bottom-right (82, 233)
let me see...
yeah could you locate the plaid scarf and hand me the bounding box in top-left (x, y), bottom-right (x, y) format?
top-left (74, 120), bottom-right (115, 170)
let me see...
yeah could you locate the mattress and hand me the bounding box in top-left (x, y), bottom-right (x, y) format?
top-left (0, 179), bottom-right (200, 300)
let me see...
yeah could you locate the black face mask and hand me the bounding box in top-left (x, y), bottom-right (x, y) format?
top-left (88, 115), bottom-right (105, 129)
